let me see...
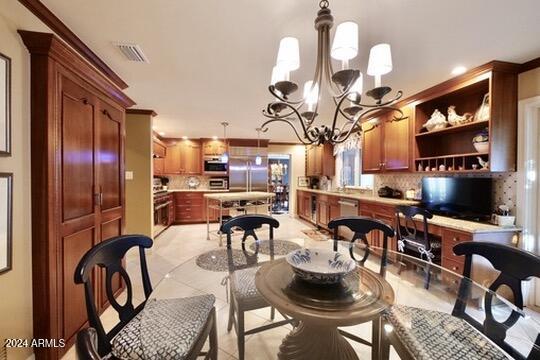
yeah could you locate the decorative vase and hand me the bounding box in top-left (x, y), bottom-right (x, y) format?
top-left (472, 128), bottom-right (489, 153)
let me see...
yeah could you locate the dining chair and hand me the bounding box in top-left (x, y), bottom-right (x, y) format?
top-left (220, 214), bottom-right (293, 360)
top-left (74, 235), bottom-right (218, 360)
top-left (328, 216), bottom-right (395, 360)
top-left (76, 328), bottom-right (102, 360)
top-left (395, 205), bottom-right (441, 289)
top-left (381, 241), bottom-right (540, 360)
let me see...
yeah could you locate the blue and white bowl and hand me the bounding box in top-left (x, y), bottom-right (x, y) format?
top-left (286, 248), bottom-right (357, 285)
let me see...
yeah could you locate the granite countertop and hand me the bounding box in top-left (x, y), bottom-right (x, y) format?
top-left (297, 188), bottom-right (419, 206)
top-left (297, 188), bottom-right (520, 234)
top-left (204, 191), bottom-right (275, 201)
top-left (167, 189), bottom-right (230, 193)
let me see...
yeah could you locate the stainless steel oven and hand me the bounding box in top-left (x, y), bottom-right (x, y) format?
top-left (153, 191), bottom-right (173, 237)
top-left (203, 156), bottom-right (228, 175)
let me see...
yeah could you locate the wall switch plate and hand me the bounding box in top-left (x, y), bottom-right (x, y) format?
top-left (125, 171), bottom-right (134, 180)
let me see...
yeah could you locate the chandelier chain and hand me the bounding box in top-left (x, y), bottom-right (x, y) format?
top-left (319, 0), bottom-right (329, 9)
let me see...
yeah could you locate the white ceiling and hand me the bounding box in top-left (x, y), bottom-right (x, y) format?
top-left (41, 0), bottom-right (540, 141)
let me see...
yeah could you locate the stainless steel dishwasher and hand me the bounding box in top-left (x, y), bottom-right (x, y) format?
top-left (338, 198), bottom-right (359, 240)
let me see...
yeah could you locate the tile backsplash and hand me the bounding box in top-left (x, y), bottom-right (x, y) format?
top-left (159, 175), bottom-right (211, 189)
top-left (373, 172), bottom-right (517, 214)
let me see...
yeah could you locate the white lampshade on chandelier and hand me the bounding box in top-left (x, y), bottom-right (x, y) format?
top-left (261, 0), bottom-right (405, 145)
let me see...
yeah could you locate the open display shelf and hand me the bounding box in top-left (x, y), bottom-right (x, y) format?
top-left (412, 62), bottom-right (518, 173)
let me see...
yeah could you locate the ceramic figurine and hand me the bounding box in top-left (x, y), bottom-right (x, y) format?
top-left (432, 167), bottom-right (437, 172)
top-left (439, 164), bottom-right (446, 171)
top-left (448, 166), bottom-right (453, 171)
top-left (458, 165), bottom-right (464, 171)
top-left (475, 94), bottom-right (490, 122)
top-left (447, 105), bottom-right (473, 126)
top-left (418, 163), bottom-right (423, 171)
top-left (477, 157), bottom-right (489, 169)
top-left (472, 164), bottom-right (479, 170)
top-left (422, 109), bottom-right (448, 131)
top-left (425, 167), bottom-right (430, 172)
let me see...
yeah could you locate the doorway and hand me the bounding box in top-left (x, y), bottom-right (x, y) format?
top-left (269, 154), bottom-right (291, 214)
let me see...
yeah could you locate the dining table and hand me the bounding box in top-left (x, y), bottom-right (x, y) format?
top-left (139, 236), bottom-right (540, 360)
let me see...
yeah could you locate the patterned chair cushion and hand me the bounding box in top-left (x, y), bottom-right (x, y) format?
top-left (111, 294), bottom-right (215, 360)
top-left (385, 305), bottom-right (507, 360)
top-left (231, 267), bottom-right (265, 304)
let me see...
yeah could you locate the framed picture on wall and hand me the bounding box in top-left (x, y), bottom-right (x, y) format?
top-left (298, 176), bottom-right (310, 187)
top-left (0, 173), bottom-right (12, 274)
top-left (0, 52), bottom-right (11, 156)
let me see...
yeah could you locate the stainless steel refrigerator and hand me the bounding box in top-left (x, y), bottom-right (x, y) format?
top-left (228, 146), bottom-right (268, 192)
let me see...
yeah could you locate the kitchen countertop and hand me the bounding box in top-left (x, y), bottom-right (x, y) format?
top-left (204, 191), bottom-right (275, 201)
top-left (297, 188), bottom-right (419, 206)
top-left (298, 188), bottom-right (520, 234)
top-left (167, 189), bottom-right (230, 193)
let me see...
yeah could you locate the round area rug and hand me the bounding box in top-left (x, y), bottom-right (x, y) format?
top-left (195, 249), bottom-right (251, 272)
top-left (248, 239), bottom-right (301, 255)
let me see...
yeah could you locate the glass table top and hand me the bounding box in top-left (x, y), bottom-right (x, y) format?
top-left (138, 236), bottom-right (540, 359)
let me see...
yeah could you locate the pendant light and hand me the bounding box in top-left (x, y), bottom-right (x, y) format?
top-left (255, 128), bottom-right (262, 165)
top-left (220, 122), bottom-right (229, 163)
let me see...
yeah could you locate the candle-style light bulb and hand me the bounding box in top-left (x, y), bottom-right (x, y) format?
top-left (303, 81), bottom-right (319, 112)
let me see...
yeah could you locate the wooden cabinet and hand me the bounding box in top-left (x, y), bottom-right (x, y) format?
top-left (306, 143), bottom-right (335, 177)
top-left (154, 158), bottom-right (164, 175)
top-left (21, 30), bottom-right (134, 359)
top-left (316, 195), bottom-right (329, 228)
top-left (297, 190), bottom-right (312, 221)
top-left (362, 106), bottom-right (412, 173)
top-left (173, 192), bottom-right (204, 223)
top-left (202, 139), bottom-right (227, 156)
top-left (153, 139), bottom-right (166, 158)
top-left (164, 140), bottom-right (202, 175)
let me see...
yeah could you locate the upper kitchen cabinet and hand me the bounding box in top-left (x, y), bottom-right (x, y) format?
top-left (164, 139), bottom-right (202, 175)
top-left (202, 138), bottom-right (228, 156)
top-left (362, 104), bottom-right (413, 173)
top-left (153, 137), bottom-right (166, 176)
top-left (413, 61), bottom-right (519, 173)
top-left (306, 143), bottom-right (335, 177)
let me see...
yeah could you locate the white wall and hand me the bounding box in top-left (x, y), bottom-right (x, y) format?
top-left (268, 144), bottom-right (306, 215)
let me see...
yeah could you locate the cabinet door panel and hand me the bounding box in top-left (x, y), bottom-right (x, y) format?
top-left (61, 83), bottom-right (96, 221)
top-left (98, 103), bottom-right (123, 210)
top-left (384, 112), bottom-right (410, 171)
top-left (62, 228), bottom-right (95, 339)
top-left (362, 121), bottom-right (383, 173)
top-left (164, 143), bottom-right (182, 174)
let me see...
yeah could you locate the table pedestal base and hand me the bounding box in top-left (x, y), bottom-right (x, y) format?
top-left (278, 322), bottom-right (359, 360)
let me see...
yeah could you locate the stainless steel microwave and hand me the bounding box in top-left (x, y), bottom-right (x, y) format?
top-left (203, 156), bottom-right (228, 175)
top-left (208, 178), bottom-right (228, 190)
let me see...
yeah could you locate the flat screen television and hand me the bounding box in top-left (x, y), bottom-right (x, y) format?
top-left (421, 177), bottom-right (492, 222)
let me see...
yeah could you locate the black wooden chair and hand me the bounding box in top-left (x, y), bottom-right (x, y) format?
top-left (220, 214), bottom-right (293, 360)
top-left (328, 216), bottom-right (396, 360)
top-left (381, 241), bottom-right (540, 360)
top-left (395, 205), bottom-right (441, 289)
top-left (76, 328), bottom-right (102, 360)
top-left (74, 235), bottom-right (218, 360)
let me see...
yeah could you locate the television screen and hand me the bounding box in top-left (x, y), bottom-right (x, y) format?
top-left (421, 177), bottom-right (492, 221)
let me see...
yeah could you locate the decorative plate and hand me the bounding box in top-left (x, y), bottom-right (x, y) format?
top-left (286, 248), bottom-right (356, 285)
top-left (187, 176), bottom-right (200, 189)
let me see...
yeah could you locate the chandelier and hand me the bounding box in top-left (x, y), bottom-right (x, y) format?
top-left (261, 0), bottom-right (405, 145)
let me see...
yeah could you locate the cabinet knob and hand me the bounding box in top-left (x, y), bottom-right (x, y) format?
top-left (453, 237), bottom-right (458, 242)
top-left (452, 266), bottom-right (458, 271)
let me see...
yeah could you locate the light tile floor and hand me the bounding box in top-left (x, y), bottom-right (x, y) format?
top-left (62, 214), bottom-right (538, 359)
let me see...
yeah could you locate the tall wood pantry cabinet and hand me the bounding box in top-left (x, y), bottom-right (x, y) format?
top-left (20, 31), bottom-right (135, 359)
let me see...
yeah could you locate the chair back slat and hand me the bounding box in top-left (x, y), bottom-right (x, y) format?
top-left (452, 241), bottom-right (540, 360)
top-left (220, 214), bottom-right (280, 271)
top-left (395, 205), bottom-right (433, 249)
top-left (74, 234), bottom-right (153, 356)
top-left (327, 216), bottom-right (395, 276)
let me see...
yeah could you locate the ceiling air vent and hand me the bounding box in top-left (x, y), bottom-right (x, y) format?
top-left (114, 42), bottom-right (149, 63)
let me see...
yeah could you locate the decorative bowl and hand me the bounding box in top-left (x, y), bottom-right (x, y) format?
top-left (286, 248), bottom-right (357, 285)
top-left (473, 141), bottom-right (489, 153)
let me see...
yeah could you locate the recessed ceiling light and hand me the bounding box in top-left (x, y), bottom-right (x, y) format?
top-left (158, 131), bottom-right (166, 136)
top-left (182, 136), bottom-right (188, 140)
top-left (212, 135), bottom-right (218, 140)
top-left (451, 66), bottom-right (467, 76)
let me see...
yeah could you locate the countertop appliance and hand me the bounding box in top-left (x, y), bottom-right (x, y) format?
top-left (228, 146), bottom-right (268, 192)
top-left (378, 186), bottom-right (403, 199)
top-left (421, 177), bottom-right (492, 222)
top-left (203, 156), bottom-right (228, 175)
top-left (209, 177), bottom-right (228, 190)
